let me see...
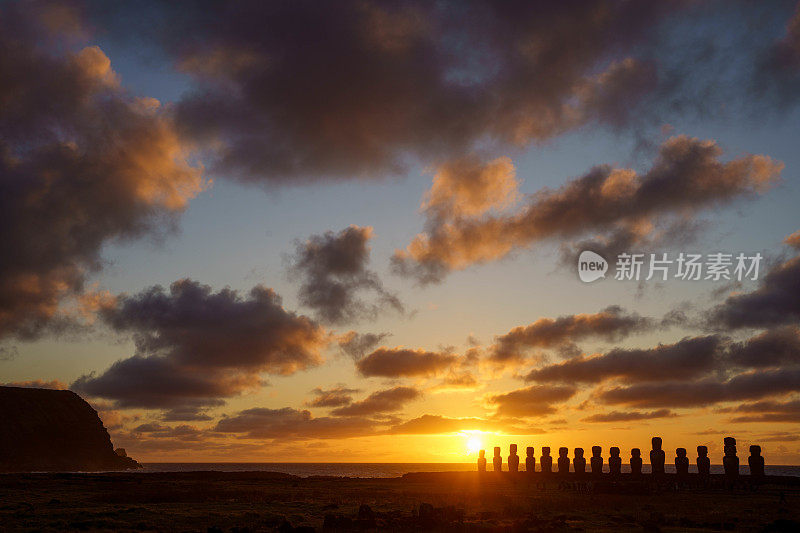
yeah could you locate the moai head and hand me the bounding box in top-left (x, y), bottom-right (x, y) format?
top-left (724, 437), bottom-right (736, 447)
top-left (542, 446), bottom-right (551, 457)
top-left (526, 447), bottom-right (534, 457)
top-left (558, 447), bottom-right (568, 458)
top-left (479, 449), bottom-right (485, 458)
top-left (494, 446), bottom-right (501, 457)
top-left (592, 446), bottom-right (601, 458)
top-left (724, 445), bottom-right (737, 457)
top-left (574, 448), bottom-right (584, 458)
top-left (651, 437), bottom-right (662, 450)
top-left (697, 445), bottom-right (708, 457)
top-left (610, 447), bottom-right (620, 458)
top-left (510, 444), bottom-right (517, 454)
top-left (631, 448), bottom-right (641, 458)
top-left (750, 445), bottom-right (761, 457)
top-left (676, 447), bottom-right (687, 458)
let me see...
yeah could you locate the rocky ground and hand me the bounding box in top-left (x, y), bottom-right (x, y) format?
top-left (1, 471), bottom-right (798, 531)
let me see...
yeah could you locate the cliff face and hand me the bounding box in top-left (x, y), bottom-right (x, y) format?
top-left (0, 386), bottom-right (140, 472)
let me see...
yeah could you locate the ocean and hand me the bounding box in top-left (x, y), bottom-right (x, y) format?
top-left (138, 463), bottom-right (800, 478)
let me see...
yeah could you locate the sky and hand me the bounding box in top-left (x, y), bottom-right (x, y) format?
top-left (2, 0), bottom-right (800, 463)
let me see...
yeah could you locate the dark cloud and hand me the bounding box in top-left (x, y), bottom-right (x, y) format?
top-left (785, 229), bottom-right (800, 250)
top-left (356, 347), bottom-right (457, 378)
top-left (305, 386), bottom-right (360, 409)
top-left (0, 3), bottom-right (204, 340)
top-left (725, 399), bottom-right (800, 423)
top-left (393, 137), bottom-right (782, 283)
top-left (524, 335), bottom-right (724, 384)
top-left (728, 326), bottom-right (800, 368)
top-left (101, 0), bottom-right (679, 184)
top-left (753, 2), bottom-right (800, 106)
top-left (214, 407), bottom-right (377, 440)
top-left (72, 279), bottom-right (327, 408)
top-left (337, 331), bottom-right (391, 360)
top-left (490, 306), bottom-right (655, 365)
top-left (330, 386), bottom-right (420, 416)
top-left (581, 409), bottom-right (675, 423)
top-left (709, 255), bottom-right (800, 329)
top-left (288, 226), bottom-right (403, 325)
top-left (160, 406), bottom-right (214, 422)
top-left (596, 367), bottom-right (800, 408)
top-left (486, 385), bottom-right (577, 418)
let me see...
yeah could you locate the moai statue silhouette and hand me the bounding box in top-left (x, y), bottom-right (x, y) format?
top-left (525, 447), bottom-right (535, 473)
top-left (573, 448), bottom-right (586, 474)
top-left (540, 447), bottom-right (552, 473)
top-left (723, 437), bottom-right (739, 478)
top-left (609, 447), bottom-right (621, 476)
top-left (557, 447), bottom-right (570, 474)
top-left (675, 448), bottom-right (689, 477)
top-left (478, 449), bottom-right (487, 472)
top-left (508, 444), bottom-right (520, 473)
top-left (590, 446), bottom-right (603, 475)
top-left (696, 445), bottom-right (710, 477)
top-left (630, 448), bottom-right (643, 475)
top-left (748, 445), bottom-right (765, 478)
top-left (493, 446), bottom-right (502, 472)
top-left (650, 437), bottom-right (665, 475)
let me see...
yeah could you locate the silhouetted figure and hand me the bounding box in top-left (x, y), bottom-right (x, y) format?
top-left (526, 447), bottom-right (535, 473)
top-left (748, 445), bottom-right (765, 478)
top-left (557, 447), bottom-right (570, 475)
top-left (478, 449), bottom-right (486, 472)
top-left (650, 437), bottom-right (665, 475)
top-left (609, 447), bottom-right (621, 477)
top-left (697, 445), bottom-right (710, 478)
top-left (630, 448), bottom-right (643, 475)
top-left (540, 447), bottom-right (552, 473)
top-left (493, 446), bottom-right (502, 472)
top-left (508, 444), bottom-right (519, 473)
top-left (590, 446), bottom-right (603, 475)
top-left (723, 437), bottom-right (739, 478)
top-left (675, 448), bottom-right (689, 477)
top-left (573, 448), bottom-right (586, 474)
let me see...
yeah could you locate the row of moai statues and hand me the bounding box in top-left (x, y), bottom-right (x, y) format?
top-left (477, 437), bottom-right (765, 477)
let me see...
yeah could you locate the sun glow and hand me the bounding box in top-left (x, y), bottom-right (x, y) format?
top-left (465, 435), bottom-right (483, 455)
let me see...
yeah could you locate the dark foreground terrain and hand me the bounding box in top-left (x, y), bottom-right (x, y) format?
top-left (1, 471), bottom-right (799, 532)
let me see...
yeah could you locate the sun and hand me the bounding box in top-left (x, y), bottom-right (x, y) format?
top-left (466, 436), bottom-right (483, 455)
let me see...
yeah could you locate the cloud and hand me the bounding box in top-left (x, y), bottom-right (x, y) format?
top-left (2, 379), bottom-right (67, 390)
top-left (581, 409), bottom-right (675, 422)
top-left (486, 384), bottom-right (577, 418)
top-left (337, 331), bottom-right (391, 360)
top-left (524, 335), bottom-right (724, 384)
top-left (709, 255), bottom-right (800, 329)
top-left (393, 137), bottom-right (782, 283)
top-left (214, 407), bottom-right (378, 440)
top-left (0, 4), bottom-right (204, 340)
top-left (596, 367), bottom-right (800, 408)
top-left (725, 399), bottom-right (800, 423)
top-left (160, 406), bottom-right (214, 422)
top-left (489, 306), bottom-right (655, 365)
top-left (785, 229), bottom-right (800, 250)
top-left (288, 226), bottom-right (403, 325)
top-left (388, 414), bottom-right (517, 435)
top-left (305, 386), bottom-right (360, 408)
top-left (754, 2), bottom-right (800, 105)
top-left (72, 279), bottom-right (327, 409)
top-left (330, 386), bottom-right (420, 416)
top-left (113, 0), bottom-right (678, 184)
top-left (356, 347), bottom-right (458, 378)
top-left (728, 326), bottom-right (800, 368)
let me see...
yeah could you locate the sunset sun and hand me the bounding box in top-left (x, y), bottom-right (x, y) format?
top-left (465, 435), bottom-right (483, 455)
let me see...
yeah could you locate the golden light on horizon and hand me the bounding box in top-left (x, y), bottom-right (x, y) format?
top-left (466, 436), bottom-right (482, 455)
